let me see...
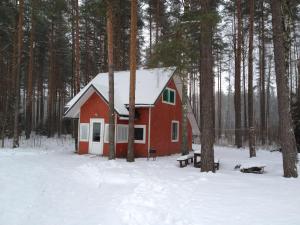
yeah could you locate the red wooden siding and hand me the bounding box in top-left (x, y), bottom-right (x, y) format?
top-left (150, 78), bottom-right (192, 156)
top-left (79, 92), bottom-right (109, 154)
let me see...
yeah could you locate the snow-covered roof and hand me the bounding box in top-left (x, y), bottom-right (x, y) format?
top-left (65, 67), bottom-right (177, 117)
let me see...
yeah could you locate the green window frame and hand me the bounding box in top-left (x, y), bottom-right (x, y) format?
top-left (162, 88), bottom-right (176, 105)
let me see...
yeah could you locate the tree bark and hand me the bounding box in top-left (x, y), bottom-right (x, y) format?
top-left (259, 0), bottom-right (266, 145)
top-left (218, 52), bottom-right (222, 140)
top-left (248, 0), bottom-right (256, 157)
top-left (127, 0), bottom-right (137, 162)
top-left (13, 0), bottom-right (24, 148)
top-left (107, 0), bottom-right (116, 160)
top-left (200, 0), bottom-right (215, 172)
top-left (75, 0), bottom-right (80, 93)
top-left (234, 0), bottom-right (242, 148)
top-left (155, 0), bottom-right (160, 45)
top-left (26, 0), bottom-right (35, 139)
top-left (181, 73), bottom-right (189, 155)
top-left (271, 0), bottom-right (298, 178)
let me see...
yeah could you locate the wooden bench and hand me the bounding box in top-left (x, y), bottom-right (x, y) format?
top-left (147, 148), bottom-right (157, 161)
top-left (177, 154), bottom-right (194, 168)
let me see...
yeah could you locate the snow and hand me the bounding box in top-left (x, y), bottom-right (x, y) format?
top-left (1, 137), bottom-right (300, 225)
top-left (65, 67), bottom-right (176, 116)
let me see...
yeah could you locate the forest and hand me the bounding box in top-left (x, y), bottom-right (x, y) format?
top-left (0, 0), bottom-right (300, 177)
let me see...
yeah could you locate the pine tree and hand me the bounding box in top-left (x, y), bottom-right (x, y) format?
top-left (127, 0), bottom-right (138, 162)
top-left (25, 0), bottom-right (36, 139)
top-left (248, 0), bottom-right (256, 157)
top-left (107, 0), bottom-right (116, 160)
top-left (200, 0), bottom-right (216, 172)
top-left (271, 0), bottom-right (298, 178)
top-left (234, 0), bottom-right (242, 148)
top-left (13, 0), bottom-right (24, 148)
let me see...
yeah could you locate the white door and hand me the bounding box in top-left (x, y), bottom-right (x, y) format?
top-left (89, 118), bottom-right (104, 155)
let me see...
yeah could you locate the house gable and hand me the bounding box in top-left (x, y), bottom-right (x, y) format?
top-left (149, 77), bottom-right (193, 155)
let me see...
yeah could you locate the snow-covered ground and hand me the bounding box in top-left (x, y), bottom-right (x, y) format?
top-left (0, 137), bottom-right (299, 225)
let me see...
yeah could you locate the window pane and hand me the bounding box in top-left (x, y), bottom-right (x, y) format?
top-left (93, 123), bottom-right (101, 142)
top-left (169, 90), bottom-right (175, 103)
top-left (172, 122), bottom-right (178, 140)
top-left (134, 127), bottom-right (144, 141)
top-left (163, 89), bottom-right (169, 102)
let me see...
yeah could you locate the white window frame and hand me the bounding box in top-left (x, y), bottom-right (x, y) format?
top-left (134, 125), bottom-right (146, 144)
top-left (162, 87), bottom-right (176, 105)
top-left (171, 120), bottom-right (179, 142)
top-left (79, 123), bottom-right (89, 142)
top-left (117, 124), bottom-right (129, 143)
top-left (104, 124), bottom-right (109, 143)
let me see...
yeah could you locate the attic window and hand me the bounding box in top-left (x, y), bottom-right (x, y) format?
top-left (162, 88), bottom-right (176, 105)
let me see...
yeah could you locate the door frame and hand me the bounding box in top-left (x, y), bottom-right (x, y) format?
top-left (89, 118), bottom-right (104, 155)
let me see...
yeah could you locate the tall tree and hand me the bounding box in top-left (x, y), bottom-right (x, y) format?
top-left (13, 0), bottom-right (24, 148)
top-left (271, 0), bottom-right (298, 177)
top-left (248, 0), bottom-right (256, 157)
top-left (259, 0), bottom-right (266, 145)
top-left (127, 0), bottom-right (138, 162)
top-left (25, 0), bottom-right (36, 139)
top-left (200, 0), bottom-right (216, 172)
top-left (107, 0), bottom-right (115, 160)
top-left (234, 0), bottom-right (242, 148)
top-left (74, 0), bottom-right (80, 93)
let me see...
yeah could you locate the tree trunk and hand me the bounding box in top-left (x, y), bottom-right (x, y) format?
top-left (149, 3), bottom-right (152, 58)
top-left (266, 56), bottom-right (272, 145)
top-left (26, 0), bottom-right (35, 139)
top-left (218, 52), bottom-right (222, 140)
top-left (75, 0), bottom-right (80, 93)
top-left (84, 17), bottom-right (90, 85)
top-left (242, 32), bottom-right (247, 141)
top-left (48, 22), bottom-right (54, 138)
top-left (234, 0), bottom-right (242, 148)
top-left (181, 73), bottom-right (189, 155)
top-left (127, 0), bottom-right (137, 162)
top-left (13, 0), bottom-right (24, 148)
top-left (107, 0), bottom-right (116, 160)
top-left (155, 0), bottom-right (160, 45)
top-left (259, 0), bottom-right (266, 145)
top-left (297, 59), bottom-right (300, 101)
top-left (200, 0), bottom-right (215, 172)
top-left (271, 0), bottom-right (298, 178)
top-left (248, 0), bottom-right (256, 157)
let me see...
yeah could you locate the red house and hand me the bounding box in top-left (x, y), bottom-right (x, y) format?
top-left (64, 67), bottom-right (200, 157)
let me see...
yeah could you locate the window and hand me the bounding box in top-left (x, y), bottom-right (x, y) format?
top-left (162, 88), bottom-right (176, 105)
top-left (92, 122), bottom-right (101, 142)
top-left (171, 121), bottom-right (179, 142)
top-left (104, 124), bottom-right (145, 144)
top-left (134, 125), bottom-right (146, 144)
top-left (117, 125), bottom-right (128, 143)
top-left (80, 123), bottom-right (89, 141)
